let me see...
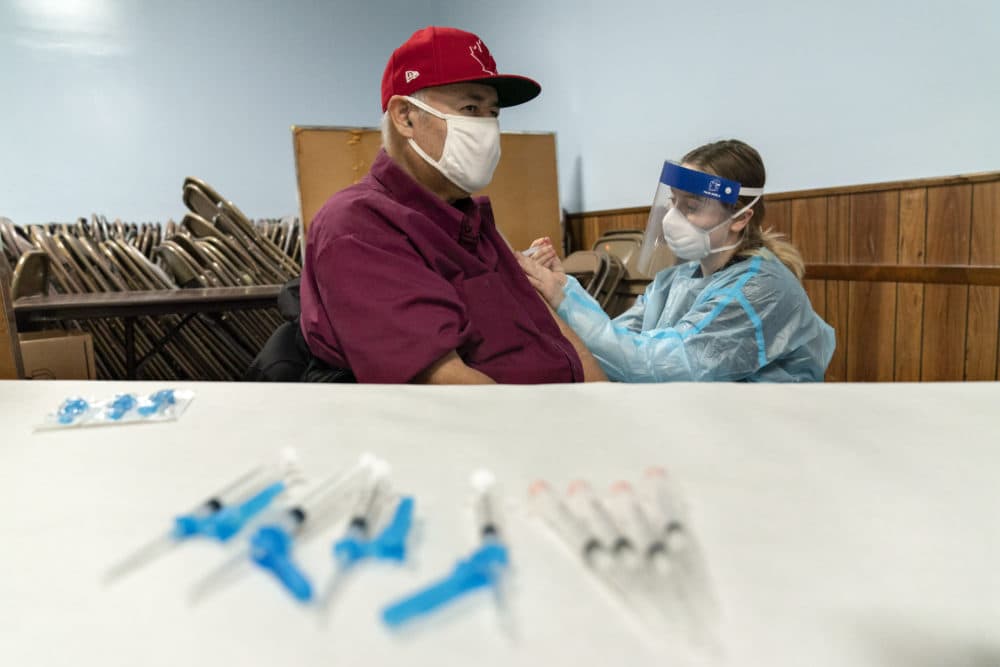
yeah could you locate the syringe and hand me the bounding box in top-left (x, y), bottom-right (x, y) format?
top-left (610, 478), bottom-right (703, 640)
top-left (335, 459), bottom-right (391, 562)
top-left (528, 480), bottom-right (608, 566)
top-left (471, 469), bottom-right (513, 634)
top-left (319, 459), bottom-right (392, 614)
top-left (642, 467), bottom-right (722, 655)
top-left (104, 456), bottom-right (297, 584)
top-left (568, 480), bottom-right (641, 570)
top-left (528, 480), bottom-right (664, 638)
top-left (642, 467), bottom-right (688, 553)
top-left (380, 469), bottom-right (509, 630)
top-left (609, 480), bottom-right (670, 572)
top-left (191, 454), bottom-right (372, 603)
top-left (472, 469), bottom-right (502, 542)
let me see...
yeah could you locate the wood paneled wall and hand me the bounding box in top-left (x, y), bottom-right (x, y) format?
top-left (566, 172), bottom-right (1000, 382)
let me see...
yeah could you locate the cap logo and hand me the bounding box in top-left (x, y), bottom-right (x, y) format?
top-left (405, 70), bottom-right (420, 83)
top-left (469, 40), bottom-right (496, 75)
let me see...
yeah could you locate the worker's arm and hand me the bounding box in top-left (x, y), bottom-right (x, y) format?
top-left (545, 302), bottom-right (607, 382)
top-left (516, 248), bottom-right (607, 382)
top-left (412, 351), bottom-right (496, 385)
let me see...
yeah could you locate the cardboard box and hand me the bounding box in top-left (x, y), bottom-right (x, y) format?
top-left (18, 330), bottom-right (96, 380)
top-left (292, 127), bottom-right (562, 254)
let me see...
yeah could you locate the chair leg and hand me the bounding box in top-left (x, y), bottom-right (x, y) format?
top-left (0, 253), bottom-right (25, 379)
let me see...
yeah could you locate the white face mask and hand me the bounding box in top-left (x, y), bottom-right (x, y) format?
top-left (661, 197), bottom-right (758, 261)
top-left (404, 95), bottom-right (501, 194)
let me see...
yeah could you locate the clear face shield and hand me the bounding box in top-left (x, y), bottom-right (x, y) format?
top-left (636, 161), bottom-right (763, 274)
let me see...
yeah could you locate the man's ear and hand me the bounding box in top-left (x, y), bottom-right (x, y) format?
top-left (730, 207), bottom-right (754, 233)
top-left (386, 96), bottom-right (415, 138)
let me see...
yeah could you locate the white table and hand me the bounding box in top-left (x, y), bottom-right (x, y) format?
top-left (1, 380), bottom-right (997, 666)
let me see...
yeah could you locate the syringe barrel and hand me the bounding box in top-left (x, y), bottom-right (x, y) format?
top-left (471, 469), bottom-right (502, 541)
top-left (296, 458), bottom-right (370, 519)
top-left (568, 480), bottom-right (637, 554)
top-left (347, 469), bottom-right (389, 535)
top-left (644, 467), bottom-right (686, 537)
top-left (609, 481), bottom-right (655, 538)
top-left (529, 481), bottom-right (605, 561)
top-left (609, 480), bottom-right (671, 562)
top-left (259, 507), bottom-right (306, 535)
top-left (476, 491), bottom-right (500, 539)
top-left (197, 466), bottom-right (271, 513)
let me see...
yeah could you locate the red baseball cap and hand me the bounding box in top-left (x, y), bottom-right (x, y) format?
top-left (381, 26), bottom-right (541, 112)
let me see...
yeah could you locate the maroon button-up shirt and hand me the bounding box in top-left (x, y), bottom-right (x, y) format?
top-left (299, 150), bottom-right (584, 384)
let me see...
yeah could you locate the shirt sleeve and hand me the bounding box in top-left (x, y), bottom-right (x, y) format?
top-left (608, 281), bottom-right (652, 334)
top-left (557, 268), bottom-right (781, 383)
top-left (310, 232), bottom-right (473, 383)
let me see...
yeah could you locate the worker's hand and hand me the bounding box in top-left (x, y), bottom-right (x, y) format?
top-left (523, 237), bottom-right (564, 274)
top-left (517, 252), bottom-right (567, 309)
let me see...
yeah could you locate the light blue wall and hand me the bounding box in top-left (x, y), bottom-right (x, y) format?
top-left (450, 0), bottom-right (1000, 212)
top-left (2, 1), bottom-right (997, 222)
top-left (0, 0), bottom-right (441, 223)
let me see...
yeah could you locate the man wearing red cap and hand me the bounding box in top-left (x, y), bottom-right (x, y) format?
top-left (298, 26), bottom-right (605, 383)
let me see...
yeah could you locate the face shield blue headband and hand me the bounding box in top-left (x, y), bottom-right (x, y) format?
top-left (637, 161), bottom-right (764, 271)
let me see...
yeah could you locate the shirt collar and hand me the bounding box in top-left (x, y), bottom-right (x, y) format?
top-left (370, 150), bottom-right (482, 246)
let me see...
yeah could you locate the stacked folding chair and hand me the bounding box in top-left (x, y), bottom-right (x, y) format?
top-left (0, 249), bottom-right (24, 379)
top-left (1, 217), bottom-right (34, 268)
top-left (560, 249), bottom-right (624, 312)
top-left (560, 230), bottom-right (677, 318)
top-left (255, 216), bottom-right (302, 266)
top-left (2, 178), bottom-right (304, 380)
top-left (11, 221), bottom-right (247, 380)
top-left (180, 177), bottom-right (301, 282)
top-left (590, 231), bottom-right (642, 316)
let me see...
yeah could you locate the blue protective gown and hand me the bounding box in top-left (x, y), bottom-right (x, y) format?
top-left (557, 250), bottom-right (835, 382)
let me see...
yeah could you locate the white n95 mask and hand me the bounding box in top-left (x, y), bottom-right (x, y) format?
top-left (638, 160), bottom-right (765, 271)
top-left (404, 95), bottom-right (501, 194)
top-left (662, 208), bottom-right (741, 261)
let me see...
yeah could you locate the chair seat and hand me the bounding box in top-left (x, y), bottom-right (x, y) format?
top-left (244, 278), bottom-right (356, 383)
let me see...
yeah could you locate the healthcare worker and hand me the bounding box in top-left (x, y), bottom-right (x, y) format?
top-left (518, 139), bottom-right (835, 382)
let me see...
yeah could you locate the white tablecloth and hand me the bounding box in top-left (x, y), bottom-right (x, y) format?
top-left (1, 380), bottom-right (997, 666)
